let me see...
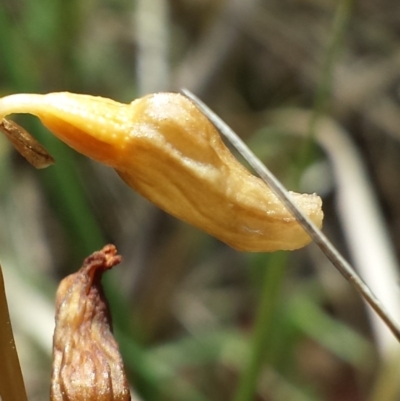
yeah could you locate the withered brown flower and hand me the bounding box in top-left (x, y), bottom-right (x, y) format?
top-left (0, 92), bottom-right (323, 251)
top-left (51, 245), bottom-right (130, 401)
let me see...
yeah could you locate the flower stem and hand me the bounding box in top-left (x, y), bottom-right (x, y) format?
top-left (233, 252), bottom-right (288, 401)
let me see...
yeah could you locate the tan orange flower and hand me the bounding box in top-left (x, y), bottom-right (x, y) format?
top-left (0, 92), bottom-right (323, 251)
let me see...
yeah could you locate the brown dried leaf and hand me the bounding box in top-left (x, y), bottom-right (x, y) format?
top-left (0, 118), bottom-right (54, 169)
top-left (50, 245), bottom-right (131, 401)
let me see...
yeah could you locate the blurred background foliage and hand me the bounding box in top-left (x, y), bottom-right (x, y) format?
top-left (1, 0), bottom-right (400, 400)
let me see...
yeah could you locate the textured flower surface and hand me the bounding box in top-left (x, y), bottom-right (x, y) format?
top-left (0, 92), bottom-right (323, 251)
top-left (51, 244), bottom-right (131, 401)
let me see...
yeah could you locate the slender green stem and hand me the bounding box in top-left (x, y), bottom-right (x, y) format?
top-left (311, 0), bottom-right (353, 129)
top-left (0, 264), bottom-right (28, 401)
top-left (233, 252), bottom-right (287, 401)
top-left (296, 0), bottom-right (354, 178)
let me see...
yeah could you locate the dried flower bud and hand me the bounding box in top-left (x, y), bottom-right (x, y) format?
top-left (0, 118), bottom-right (54, 169)
top-left (0, 92), bottom-right (323, 251)
top-left (51, 245), bottom-right (130, 401)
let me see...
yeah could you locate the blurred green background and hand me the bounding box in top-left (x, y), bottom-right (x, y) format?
top-left (1, 0), bottom-right (400, 400)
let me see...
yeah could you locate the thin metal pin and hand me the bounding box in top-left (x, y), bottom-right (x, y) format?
top-left (182, 88), bottom-right (400, 343)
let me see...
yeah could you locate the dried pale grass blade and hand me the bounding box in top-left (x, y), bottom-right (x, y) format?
top-left (181, 89), bottom-right (400, 344)
top-left (0, 264), bottom-right (28, 401)
top-left (269, 108), bottom-right (400, 359)
top-left (0, 118), bottom-right (54, 169)
top-left (135, 0), bottom-right (169, 94)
